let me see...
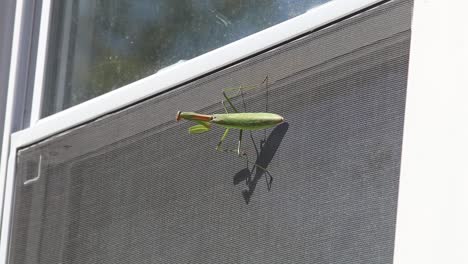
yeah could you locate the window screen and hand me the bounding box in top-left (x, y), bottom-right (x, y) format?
top-left (8, 0), bottom-right (412, 263)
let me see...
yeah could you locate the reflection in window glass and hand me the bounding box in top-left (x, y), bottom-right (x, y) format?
top-left (42, 0), bottom-right (332, 117)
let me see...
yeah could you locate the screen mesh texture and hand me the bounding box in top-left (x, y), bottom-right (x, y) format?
top-left (9, 0), bottom-right (412, 263)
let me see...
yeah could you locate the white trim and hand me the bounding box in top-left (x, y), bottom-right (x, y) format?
top-left (0, 140), bottom-right (18, 263)
top-left (0, 0), bottom-right (25, 262)
top-left (394, 1), bottom-right (468, 263)
top-left (13, 0), bottom-right (383, 148)
top-left (29, 0), bottom-right (52, 125)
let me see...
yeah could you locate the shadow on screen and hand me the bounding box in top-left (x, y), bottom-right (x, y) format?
top-left (233, 122), bottom-right (289, 204)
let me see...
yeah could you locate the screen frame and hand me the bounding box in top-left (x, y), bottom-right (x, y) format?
top-left (0, 0), bottom-right (391, 262)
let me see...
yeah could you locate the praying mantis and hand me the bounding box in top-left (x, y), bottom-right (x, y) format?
top-left (175, 77), bottom-right (284, 185)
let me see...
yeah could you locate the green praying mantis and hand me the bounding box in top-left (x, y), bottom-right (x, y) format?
top-left (175, 77), bottom-right (284, 181)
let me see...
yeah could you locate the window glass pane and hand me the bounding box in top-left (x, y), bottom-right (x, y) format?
top-left (42, 0), bottom-right (332, 117)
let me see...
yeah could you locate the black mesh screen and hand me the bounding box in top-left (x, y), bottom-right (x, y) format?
top-left (8, 1), bottom-right (412, 263)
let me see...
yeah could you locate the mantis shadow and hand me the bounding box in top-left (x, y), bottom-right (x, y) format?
top-left (233, 122), bottom-right (289, 204)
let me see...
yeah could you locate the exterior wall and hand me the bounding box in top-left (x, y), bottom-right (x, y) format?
top-left (394, 1), bottom-right (468, 263)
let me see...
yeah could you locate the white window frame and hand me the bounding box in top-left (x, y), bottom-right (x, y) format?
top-left (0, 0), bottom-right (392, 262)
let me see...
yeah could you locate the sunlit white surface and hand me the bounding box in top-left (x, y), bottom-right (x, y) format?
top-left (0, 0), bottom-right (25, 261)
top-left (394, 0), bottom-right (468, 263)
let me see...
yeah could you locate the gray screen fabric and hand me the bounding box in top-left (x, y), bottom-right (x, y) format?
top-left (8, 1), bottom-right (412, 263)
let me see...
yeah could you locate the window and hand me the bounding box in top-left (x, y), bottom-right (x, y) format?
top-left (42, 0), bottom-right (334, 117)
top-left (2, 0), bottom-right (414, 263)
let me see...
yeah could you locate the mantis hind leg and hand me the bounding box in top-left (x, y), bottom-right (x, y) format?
top-left (216, 128), bottom-right (273, 191)
top-left (237, 152), bottom-right (273, 191)
top-left (219, 77), bottom-right (273, 190)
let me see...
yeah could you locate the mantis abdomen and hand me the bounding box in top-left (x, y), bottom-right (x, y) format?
top-left (212, 113), bottom-right (283, 130)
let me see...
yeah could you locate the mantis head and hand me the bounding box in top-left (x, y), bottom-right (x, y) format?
top-left (176, 111), bottom-right (212, 134)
